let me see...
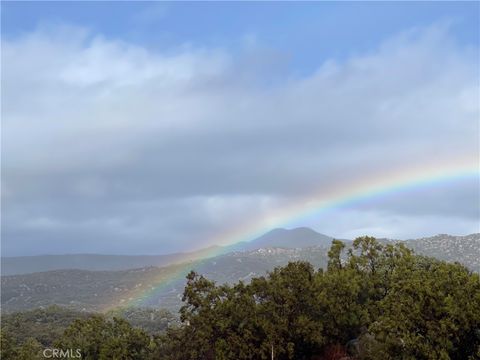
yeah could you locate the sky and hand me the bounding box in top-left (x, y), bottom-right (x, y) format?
top-left (1, 1), bottom-right (479, 256)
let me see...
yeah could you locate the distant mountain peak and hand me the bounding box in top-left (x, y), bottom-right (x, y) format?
top-left (228, 227), bottom-right (334, 252)
top-left (266, 227), bottom-right (323, 234)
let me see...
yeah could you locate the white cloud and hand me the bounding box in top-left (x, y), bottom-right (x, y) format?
top-left (2, 23), bottom-right (478, 254)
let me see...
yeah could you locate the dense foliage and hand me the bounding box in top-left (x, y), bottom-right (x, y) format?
top-left (0, 306), bottom-right (175, 359)
top-left (105, 307), bottom-right (178, 335)
top-left (155, 237), bottom-right (480, 359)
top-left (2, 237), bottom-right (479, 359)
top-left (0, 305), bottom-right (90, 347)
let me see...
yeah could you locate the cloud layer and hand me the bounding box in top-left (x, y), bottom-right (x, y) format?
top-left (2, 23), bottom-right (479, 255)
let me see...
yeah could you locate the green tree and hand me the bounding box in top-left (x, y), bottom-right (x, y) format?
top-left (158, 236), bottom-right (480, 360)
top-left (8, 235), bottom-right (478, 360)
top-left (368, 258), bottom-right (480, 360)
top-left (55, 315), bottom-right (150, 360)
top-left (0, 329), bottom-right (19, 360)
top-left (251, 261), bottom-right (323, 359)
top-left (327, 239), bottom-right (345, 271)
top-left (16, 337), bottom-right (43, 360)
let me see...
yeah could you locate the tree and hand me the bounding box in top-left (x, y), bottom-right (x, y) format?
top-left (157, 236), bottom-right (480, 359)
top-left (327, 239), bottom-right (345, 271)
top-left (55, 315), bottom-right (151, 360)
top-left (1, 329), bottom-right (18, 360)
top-left (368, 258), bottom-right (480, 359)
top-left (251, 261), bottom-right (324, 359)
top-left (16, 338), bottom-right (43, 360)
top-left (5, 236), bottom-right (479, 360)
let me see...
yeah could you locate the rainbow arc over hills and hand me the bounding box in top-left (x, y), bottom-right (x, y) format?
top-left (107, 157), bottom-right (479, 310)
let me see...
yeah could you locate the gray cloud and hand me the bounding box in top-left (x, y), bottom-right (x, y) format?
top-left (2, 23), bottom-right (479, 255)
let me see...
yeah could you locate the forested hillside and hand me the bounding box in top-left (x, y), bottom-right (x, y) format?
top-left (4, 231), bottom-right (478, 276)
top-left (2, 233), bottom-right (478, 314)
top-left (2, 237), bottom-right (479, 359)
top-left (404, 233), bottom-right (480, 272)
top-left (1, 246), bottom-right (331, 313)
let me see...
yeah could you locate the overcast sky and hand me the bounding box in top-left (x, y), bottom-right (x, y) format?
top-left (2, 2), bottom-right (479, 256)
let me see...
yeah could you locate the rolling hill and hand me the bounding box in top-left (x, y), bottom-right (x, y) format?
top-left (1, 228), bottom-right (334, 275)
top-left (1, 245), bottom-right (224, 276)
top-left (1, 231), bottom-right (478, 314)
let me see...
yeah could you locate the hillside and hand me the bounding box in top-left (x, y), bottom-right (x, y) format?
top-left (0, 245), bottom-right (224, 276)
top-left (1, 228), bottom-right (333, 275)
top-left (1, 246), bottom-right (330, 313)
top-left (4, 237), bottom-right (477, 360)
top-left (404, 233), bottom-right (480, 273)
top-left (2, 232), bottom-right (479, 313)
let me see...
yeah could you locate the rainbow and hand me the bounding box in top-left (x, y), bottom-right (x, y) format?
top-left (107, 157), bottom-right (479, 310)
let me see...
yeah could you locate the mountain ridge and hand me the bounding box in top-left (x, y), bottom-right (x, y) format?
top-left (1, 227), bottom-right (335, 275)
top-left (1, 232), bottom-right (478, 313)
top-left (2, 229), bottom-right (478, 276)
